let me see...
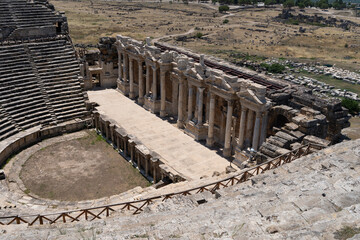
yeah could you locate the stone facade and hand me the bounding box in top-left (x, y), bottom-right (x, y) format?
top-left (86, 35), bottom-right (350, 165)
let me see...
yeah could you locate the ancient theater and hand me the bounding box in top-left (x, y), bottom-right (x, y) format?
top-left (0, 0), bottom-right (359, 238)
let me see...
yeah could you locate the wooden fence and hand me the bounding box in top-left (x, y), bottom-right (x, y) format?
top-left (0, 143), bottom-right (324, 226)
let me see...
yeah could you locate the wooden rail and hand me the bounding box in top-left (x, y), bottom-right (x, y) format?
top-left (0, 143), bottom-right (324, 226)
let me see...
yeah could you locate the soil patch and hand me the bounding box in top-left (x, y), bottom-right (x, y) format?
top-left (20, 130), bottom-right (149, 201)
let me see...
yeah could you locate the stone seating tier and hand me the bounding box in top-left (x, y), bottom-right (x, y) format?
top-left (0, 38), bottom-right (88, 140)
top-left (0, 0), bottom-right (62, 30)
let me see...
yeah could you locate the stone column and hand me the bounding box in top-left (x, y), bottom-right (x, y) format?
top-left (223, 100), bottom-right (233, 157)
top-left (245, 110), bottom-right (254, 148)
top-left (160, 70), bottom-right (166, 117)
top-left (137, 152), bottom-right (141, 170)
top-left (172, 80), bottom-right (178, 115)
top-left (238, 107), bottom-right (247, 150)
top-left (259, 112), bottom-right (268, 146)
top-left (152, 67), bottom-right (157, 101)
top-left (118, 52), bottom-right (123, 80)
top-left (124, 138), bottom-right (128, 156)
top-left (146, 64), bottom-right (150, 97)
top-left (138, 61), bottom-right (144, 105)
top-left (123, 53), bottom-right (128, 82)
top-left (177, 81), bottom-right (185, 128)
top-left (206, 92), bottom-right (215, 147)
top-left (187, 85), bottom-right (193, 122)
top-left (252, 111), bottom-right (261, 151)
top-left (197, 87), bottom-right (204, 126)
top-left (129, 58), bottom-right (135, 99)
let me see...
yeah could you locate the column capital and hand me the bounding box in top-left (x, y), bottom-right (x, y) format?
top-left (227, 99), bottom-right (233, 106)
top-left (198, 87), bottom-right (205, 93)
top-left (255, 111), bottom-right (262, 118)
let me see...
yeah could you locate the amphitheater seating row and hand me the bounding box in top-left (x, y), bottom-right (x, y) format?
top-left (0, 38), bottom-right (87, 141)
top-left (0, 0), bottom-right (62, 29)
top-left (28, 39), bottom-right (88, 122)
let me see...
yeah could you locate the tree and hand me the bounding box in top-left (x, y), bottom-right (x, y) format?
top-left (333, 0), bottom-right (346, 10)
top-left (283, 0), bottom-right (295, 9)
top-left (219, 5), bottom-right (230, 12)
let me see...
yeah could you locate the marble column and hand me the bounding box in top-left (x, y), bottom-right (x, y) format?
top-left (129, 59), bottom-right (135, 99)
top-left (238, 107), bottom-right (247, 150)
top-left (187, 85), bottom-right (193, 122)
top-left (245, 110), bottom-right (254, 148)
top-left (138, 61), bottom-right (144, 105)
top-left (206, 92), bottom-right (215, 147)
top-left (197, 87), bottom-right (205, 126)
top-left (152, 67), bottom-right (157, 101)
top-left (123, 53), bottom-right (128, 82)
top-left (118, 52), bottom-right (123, 80)
top-left (145, 64), bottom-right (150, 97)
top-left (177, 81), bottom-right (185, 128)
top-left (223, 100), bottom-right (233, 157)
top-left (259, 112), bottom-right (268, 146)
top-left (252, 111), bottom-right (261, 151)
top-left (172, 81), bottom-right (178, 116)
top-left (160, 71), bottom-right (166, 117)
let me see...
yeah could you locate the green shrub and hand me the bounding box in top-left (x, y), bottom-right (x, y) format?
top-left (195, 32), bottom-right (203, 38)
top-left (260, 63), bottom-right (285, 74)
top-left (268, 63), bottom-right (285, 73)
top-left (219, 5), bottom-right (230, 12)
top-left (223, 19), bottom-right (229, 24)
top-left (342, 98), bottom-right (360, 115)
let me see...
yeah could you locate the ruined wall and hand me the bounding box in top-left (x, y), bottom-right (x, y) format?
top-left (267, 86), bottom-right (350, 142)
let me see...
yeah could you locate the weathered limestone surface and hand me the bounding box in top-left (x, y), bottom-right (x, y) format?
top-left (88, 89), bottom-right (231, 180)
top-left (2, 139), bottom-right (359, 239)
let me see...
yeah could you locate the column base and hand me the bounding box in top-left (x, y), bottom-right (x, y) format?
top-left (184, 121), bottom-right (208, 141)
top-left (206, 137), bottom-right (214, 147)
top-left (160, 110), bottom-right (166, 118)
top-left (223, 147), bottom-right (232, 158)
top-left (117, 80), bottom-right (129, 96)
top-left (129, 91), bottom-right (136, 99)
top-left (177, 120), bottom-right (185, 129)
top-left (144, 97), bottom-right (161, 114)
top-left (138, 97), bottom-right (144, 105)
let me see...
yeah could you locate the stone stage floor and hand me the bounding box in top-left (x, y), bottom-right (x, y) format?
top-left (88, 89), bottom-right (231, 180)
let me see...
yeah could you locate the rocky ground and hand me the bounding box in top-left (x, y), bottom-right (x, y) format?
top-left (1, 139), bottom-right (359, 239)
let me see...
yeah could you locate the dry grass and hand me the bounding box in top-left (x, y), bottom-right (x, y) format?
top-left (50, 0), bottom-right (360, 70)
